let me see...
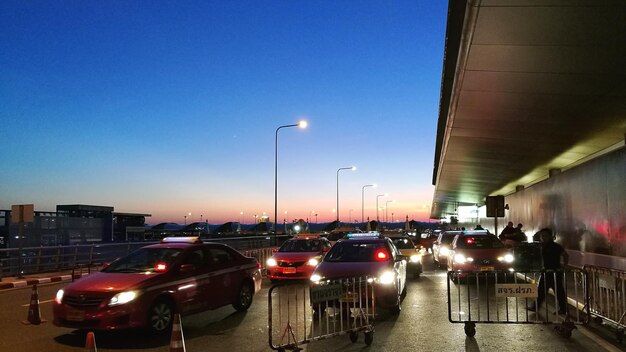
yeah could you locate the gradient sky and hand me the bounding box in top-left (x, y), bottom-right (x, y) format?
top-left (0, 1), bottom-right (448, 225)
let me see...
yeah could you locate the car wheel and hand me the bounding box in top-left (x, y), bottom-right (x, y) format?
top-left (233, 281), bottom-right (254, 312)
top-left (148, 299), bottom-right (174, 335)
top-left (364, 331), bottom-right (374, 345)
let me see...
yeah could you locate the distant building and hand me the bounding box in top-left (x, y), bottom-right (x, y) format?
top-left (0, 204), bottom-right (150, 248)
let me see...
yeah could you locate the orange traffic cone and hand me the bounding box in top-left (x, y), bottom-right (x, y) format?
top-left (85, 331), bottom-right (97, 352)
top-left (169, 314), bottom-right (186, 352)
top-left (22, 284), bottom-right (46, 325)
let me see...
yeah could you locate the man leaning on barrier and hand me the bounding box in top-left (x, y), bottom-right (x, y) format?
top-left (527, 228), bottom-right (569, 314)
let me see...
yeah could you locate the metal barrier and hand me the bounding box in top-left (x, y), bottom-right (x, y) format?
top-left (0, 238), bottom-right (284, 280)
top-left (584, 265), bottom-right (626, 342)
top-left (447, 269), bottom-right (589, 338)
top-left (268, 277), bottom-right (375, 351)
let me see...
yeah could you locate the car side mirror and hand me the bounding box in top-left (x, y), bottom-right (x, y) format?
top-left (101, 262), bottom-right (111, 270)
top-left (271, 248), bottom-right (278, 253)
top-left (396, 255), bottom-right (407, 262)
top-left (179, 264), bottom-right (196, 273)
top-left (323, 247), bottom-right (330, 253)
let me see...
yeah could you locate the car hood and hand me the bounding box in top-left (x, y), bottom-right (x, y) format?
top-left (273, 252), bottom-right (320, 261)
top-left (314, 261), bottom-right (389, 280)
top-left (62, 271), bottom-right (161, 294)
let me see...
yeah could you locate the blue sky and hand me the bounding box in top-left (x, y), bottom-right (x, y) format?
top-left (0, 1), bottom-right (448, 224)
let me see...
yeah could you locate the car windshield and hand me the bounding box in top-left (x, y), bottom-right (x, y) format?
top-left (324, 242), bottom-right (389, 262)
top-left (440, 234), bottom-right (457, 244)
top-left (456, 236), bottom-right (504, 249)
top-left (103, 248), bottom-right (182, 273)
top-left (279, 239), bottom-right (323, 252)
top-left (390, 238), bottom-right (415, 249)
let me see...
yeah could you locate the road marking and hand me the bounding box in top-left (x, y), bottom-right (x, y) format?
top-left (578, 325), bottom-right (623, 352)
top-left (21, 299), bottom-right (54, 307)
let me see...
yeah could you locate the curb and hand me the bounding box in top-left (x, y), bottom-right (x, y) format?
top-left (0, 273), bottom-right (88, 290)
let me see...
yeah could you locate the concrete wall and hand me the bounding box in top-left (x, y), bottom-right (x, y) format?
top-left (505, 147), bottom-right (625, 258)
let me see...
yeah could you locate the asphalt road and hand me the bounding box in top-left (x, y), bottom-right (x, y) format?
top-left (1, 257), bottom-right (624, 351)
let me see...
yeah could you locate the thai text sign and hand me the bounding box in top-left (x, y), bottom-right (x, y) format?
top-left (495, 283), bottom-right (537, 298)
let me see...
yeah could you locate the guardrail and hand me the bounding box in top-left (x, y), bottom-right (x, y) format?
top-left (268, 277), bottom-right (375, 351)
top-left (584, 265), bottom-right (626, 342)
top-left (447, 269), bottom-right (589, 338)
top-left (0, 235), bottom-right (290, 279)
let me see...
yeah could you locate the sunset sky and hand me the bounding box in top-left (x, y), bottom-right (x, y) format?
top-left (1, 1), bottom-right (448, 225)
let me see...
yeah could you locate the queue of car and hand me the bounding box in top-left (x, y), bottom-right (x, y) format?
top-left (51, 228), bottom-right (513, 336)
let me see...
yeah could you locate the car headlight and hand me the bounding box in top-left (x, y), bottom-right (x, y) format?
top-left (54, 289), bottom-right (64, 304)
top-left (266, 258), bottom-right (277, 267)
top-left (310, 274), bottom-right (322, 283)
top-left (454, 254), bottom-right (466, 264)
top-left (497, 254), bottom-right (515, 263)
top-left (410, 254), bottom-right (421, 263)
top-left (378, 271), bottom-right (395, 285)
top-left (108, 291), bottom-right (138, 307)
top-left (307, 258), bottom-right (319, 266)
top-left (440, 247), bottom-right (450, 256)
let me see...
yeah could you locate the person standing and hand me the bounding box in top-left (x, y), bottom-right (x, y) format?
top-left (528, 228), bottom-right (569, 314)
top-left (499, 221), bottom-right (515, 241)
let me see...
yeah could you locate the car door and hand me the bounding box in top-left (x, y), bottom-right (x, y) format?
top-left (204, 247), bottom-right (240, 309)
top-left (177, 248), bottom-right (210, 314)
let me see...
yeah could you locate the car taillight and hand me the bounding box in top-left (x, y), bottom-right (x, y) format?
top-left (155, 262), bottom-right (167, 272)
top-left (375, 250), bottom-right (389, 261)
top-left (466, 238), bottom-right (474, 244)
top-left (257, 261), bottom-right (262, 269)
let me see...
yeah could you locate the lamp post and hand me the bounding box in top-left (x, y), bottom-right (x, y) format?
top-left (336, 166), bottom-right (356, 223)
top-left (361, 184), bottom-right (376, 223)
top-left (240, 211), bottom-right (244, 224)
top-left (349, 209), bottom-right (353, 223)
top-left (385, 200), bottom-right (394, 222)
top-left (274, 121), bottom-right (307, 242)
top-left (376, 194), bottom-right (388, 222)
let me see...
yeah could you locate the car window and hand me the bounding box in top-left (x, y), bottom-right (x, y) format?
top-left (440, 234), bottom-right (457, 244)
top-left (456, 236), bottom-right (504, 249)
top-left (390, 238), bottom-right (415, 250)
top-left (183, 249), bottom-right (205, 268)
top-left (279, 239), bottom-right (323, 252)
top-left (324, 242), bottom-right (390, 262)
top-left (103, 248), bottom-right (182, 273)
top-left (207, 248), bottom-right (234, 265)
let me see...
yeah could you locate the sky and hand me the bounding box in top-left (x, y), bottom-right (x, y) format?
top-left (0, 1), bottom-right (448, 225)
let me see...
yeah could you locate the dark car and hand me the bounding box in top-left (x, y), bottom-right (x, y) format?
top-left (53, 237), bottom-right (262, 334)
top-left (448, 233), bottom-right (514, 275)
top-left (310, 232), bottom-right (407, 313)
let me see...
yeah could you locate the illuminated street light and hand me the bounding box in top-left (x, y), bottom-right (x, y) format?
top-left (336, 166), bottom-right (356, 223)
top-left (361, 184), bottom-right (377, 223)
top-left (376, 194), bottom-right (388, 222)
top-left (274, 120), bottom-right (307, 241)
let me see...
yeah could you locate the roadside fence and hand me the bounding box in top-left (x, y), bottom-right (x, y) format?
top-left (447, 268), bottom-right (589, 338)
top-left (584, 265), bottom-right (626, 342)
top-left (268, 276), bottom-right (375, 351)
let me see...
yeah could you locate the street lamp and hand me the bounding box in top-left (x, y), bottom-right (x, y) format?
top-left (361, 184), bottom-right (377, 223)
top-left (349, 209), bottom-right (353, 223)
top-left (274, 120), bottom-right (307, 240)
top-left (376, 194), bottom-right (388, 222)
top-left (240, 211), bottom-right (244, 224)
top-left (336, 166), bottom-right (356, 223)
top-left (385, 200), bottom-right (394, 222)
top-left (184, 212), bottom-right (191, 225)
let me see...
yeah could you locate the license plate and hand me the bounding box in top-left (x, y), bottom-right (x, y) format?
top-left (480, 266), bottom-right (495, 271)
top-left (283, 267), bottom-right (296, 274)
top-left (340, 292), bottom-right (359, 303)
top-left (66, 307), bottom-right (85, 322)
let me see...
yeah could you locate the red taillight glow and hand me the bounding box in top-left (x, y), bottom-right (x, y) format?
top-left (257, 262), bottom-right (262, 269)
top-left (466, 238), bottom-right (474, 244)
top-left (375, 250), bottom-right (389, 261)
top-left (155, 263), bottom-right (167, 272)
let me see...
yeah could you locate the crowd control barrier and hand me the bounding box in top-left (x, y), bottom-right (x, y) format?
top-left (268, 277), bottom-right (375, 351)
top-left (584, 265), bottom-right (626, 342)
top-left (447, 269), bottom-right (589, 338)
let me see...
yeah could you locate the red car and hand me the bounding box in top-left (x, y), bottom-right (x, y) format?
top-left (53, 237), bottom-right (262, 334)
top-left (447, 233), bottom-right (514, 275)
top-left (266, 235), bottom-right (331, 281)
top-left (310, 232), bottom-right (407, 313)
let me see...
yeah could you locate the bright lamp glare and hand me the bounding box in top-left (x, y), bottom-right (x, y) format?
top-left (298, 120), bottom-right (308, 128)
top-left (351, 166), bottom-right (357, 171)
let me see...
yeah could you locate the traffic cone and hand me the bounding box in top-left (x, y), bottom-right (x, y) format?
top-left (22, 284), bottom-right (46, 325)
top-left (169, 313), bottom-right (186, 352)
top-left (84, 331), bottom-right (97, 352)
